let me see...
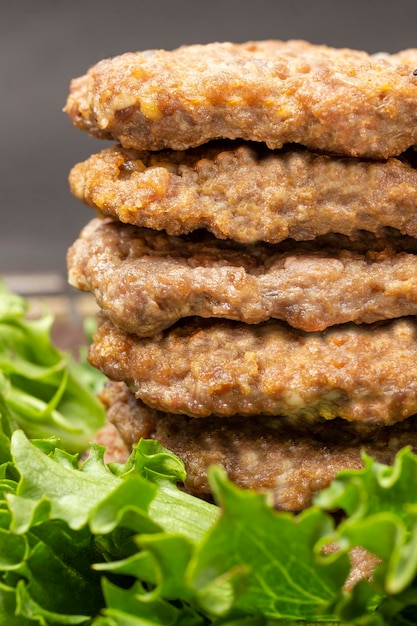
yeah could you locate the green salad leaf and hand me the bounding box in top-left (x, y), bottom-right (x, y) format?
top-left (315, 448), bottom-right (417, 624)
top-left (0, 281), bottom-right (105, 452)
top-left (3, 282), bottom-right (417, 624)
top-left (2, 427), bottom-right (417, 625)
top-left (188, 467), bottom-right (350, 622)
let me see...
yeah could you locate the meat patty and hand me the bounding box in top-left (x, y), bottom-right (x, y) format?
top-left (68, 217), bottom-right (417, 335)
top-left (99, 381), bottom-right (417, 512)
top-left (64, 40), bottom-right (417, 158)
top-left (69, 142), bottom-right (417, 244)
top-left (89, 316), bottom-right (417, 425)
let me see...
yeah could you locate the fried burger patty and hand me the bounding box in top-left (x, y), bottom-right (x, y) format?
top-left (89, 316), bottom-right (417, 425)
top-left (69, 143), bottom-right (417, 244)
top-left (99, 381), bottom-right (417, 511)
top-left (64, 40), bottom-right (417, 158)
top-left (69, 217), bottom-right (417, 335)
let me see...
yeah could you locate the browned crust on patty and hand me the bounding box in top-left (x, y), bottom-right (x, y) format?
top-left (64, 40), bottom-right (417, 158)
top-left (68, 217), bottom-right (417, 335)
top-left (99, 381), bottom-right (417, 512)
top-left (69, 143), bottom-right (417, 244)
top-left (89, 316), bottom-right (417, 425)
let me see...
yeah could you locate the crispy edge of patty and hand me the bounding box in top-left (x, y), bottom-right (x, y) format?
top-left (68, 143), bottom-right (417, 244)
top-left (88, 315), bottom-right (417, 425)
top-left (64, 40), bottom-right (417, 157)
top-left (68, 217), bottom-right (417, 335)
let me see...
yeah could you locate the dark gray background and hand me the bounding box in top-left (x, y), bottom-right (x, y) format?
top-left (2, 0), bottom-right (417, 280)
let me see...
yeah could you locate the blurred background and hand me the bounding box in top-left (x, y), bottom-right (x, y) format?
top-left (1, 0), bottom-right (417, 294)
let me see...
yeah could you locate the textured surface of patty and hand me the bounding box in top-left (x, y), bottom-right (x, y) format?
top-left (69, 142), bottom-right (417, 244)
top-left (64, 40), bottom-right (417, 157)
top-left (89, 316), bottom-right (417, 425)
top-left (99, 381), bottom-right (417, 512)
top-left (69, 217), bottom-right (417, 335)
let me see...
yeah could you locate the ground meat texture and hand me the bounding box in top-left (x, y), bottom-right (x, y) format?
top-left (89, 316), bottom-right (417, 425)
top-left (68, 217), bottom-right (417, 335)
top-left (99, 381), bottom-right (417, 512)
top-left (64, 40), bottom-right (417, 158)
top-left (69, 142), bottom-right (417, 244)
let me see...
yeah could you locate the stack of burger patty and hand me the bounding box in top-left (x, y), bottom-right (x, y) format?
top-left (65, 39), bottom-right (417, 512)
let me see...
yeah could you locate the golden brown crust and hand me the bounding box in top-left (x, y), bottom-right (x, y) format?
top-left (89, 316), bottom-right (417, 425)
top-left (64, 40), bottom-right (417, 157)
top-left (69, 143), bottom-right (417, 243)
top-left (68, 217), bottom-right (417, 335)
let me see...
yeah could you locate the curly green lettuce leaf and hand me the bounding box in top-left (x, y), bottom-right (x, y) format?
top-left (95, 578), bottom-right (209, 626)
top-left (6, 428), bottom-right (348, 622)
top-left (4, 427), bottom-right (417, 624)
top-left (187, 466), bottom-right (350, 622)
top-left (315, 447), bottom-right (417, 624)
top-left (88, 447), bottom-right (417, 625)
top-left (1, 431), bottom-right (219, 624)
top-left (0, 281), bottom-right (105, 452)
